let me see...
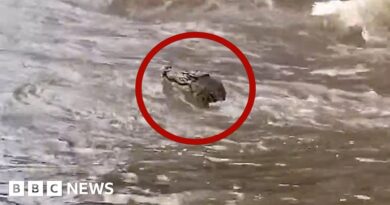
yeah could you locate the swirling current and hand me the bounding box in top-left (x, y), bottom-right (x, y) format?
top-left (1, 0), bottom-right (390, 204)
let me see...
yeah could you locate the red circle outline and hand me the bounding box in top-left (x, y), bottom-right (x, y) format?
top-left (135, 32), bottom-right (256, 145)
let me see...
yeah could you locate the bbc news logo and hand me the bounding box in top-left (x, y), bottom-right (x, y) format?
top-left (8, 181), bottom-right (114, 196)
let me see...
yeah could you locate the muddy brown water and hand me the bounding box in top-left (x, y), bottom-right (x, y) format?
top-left (1, 0), bottom-right (390, 204)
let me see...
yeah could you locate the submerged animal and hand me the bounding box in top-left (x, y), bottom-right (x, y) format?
top-left (161, 65), bottom-right (226, 108)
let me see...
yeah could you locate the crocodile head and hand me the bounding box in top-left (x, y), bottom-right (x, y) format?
top-left (161, 65), bottom-right (226, 108)
top-left (191, 76), bottom-right (226, 104)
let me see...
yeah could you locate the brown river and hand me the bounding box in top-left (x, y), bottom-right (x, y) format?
top-left (1, 0), bottom-right (390, 204)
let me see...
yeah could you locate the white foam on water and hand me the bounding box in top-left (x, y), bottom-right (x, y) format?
top-left (311, 0), bottom-right (390, 42)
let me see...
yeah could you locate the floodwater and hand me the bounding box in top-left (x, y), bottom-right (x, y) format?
top-left (1, 0), bottom-right (390, 204)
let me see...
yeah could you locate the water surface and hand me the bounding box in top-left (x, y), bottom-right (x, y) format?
top-left (1, 0), bottom-right (390, 204)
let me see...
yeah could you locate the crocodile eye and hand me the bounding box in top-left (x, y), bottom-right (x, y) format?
top-left (209, 94), bottom-right (216, 102)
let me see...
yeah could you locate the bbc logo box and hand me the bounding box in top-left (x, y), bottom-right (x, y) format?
top-left (9, 181), bottom-right (63, 196)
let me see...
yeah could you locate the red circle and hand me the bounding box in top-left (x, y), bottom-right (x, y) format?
top-left (135, 32), bottom-right (256, 145)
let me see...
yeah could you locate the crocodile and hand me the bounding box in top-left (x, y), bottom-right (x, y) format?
top-left (161, 65), bottom-right (226, 108)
